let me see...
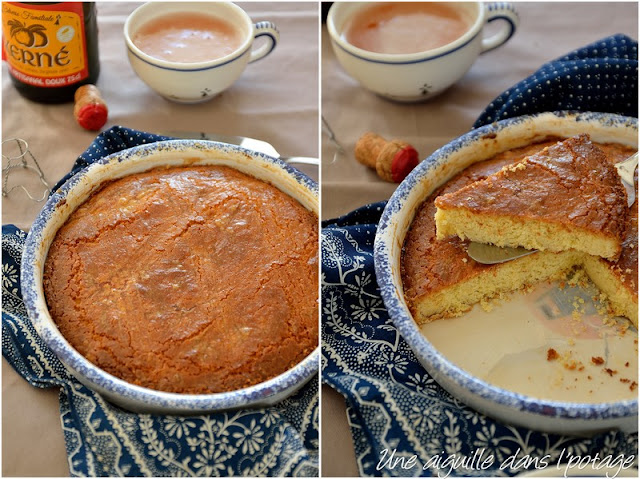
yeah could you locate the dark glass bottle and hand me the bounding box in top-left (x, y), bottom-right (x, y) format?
top-left (2, 2), bottom-right (100, 103)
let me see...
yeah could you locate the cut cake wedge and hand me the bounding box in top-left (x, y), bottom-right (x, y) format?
top-left (434, 134), bottom-right (628, 260)
top-left (583, 184), bottom-right (638, 326)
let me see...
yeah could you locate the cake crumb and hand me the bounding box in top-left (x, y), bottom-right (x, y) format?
top-left (478, 291), bottom-right (513, 312)
top-left (504, 161), bottom-right (528, 173)
top-left (591, 356), bottom-right (605, 365)
top-left (602, 315), bottom-right (619, 328)
top-left (617, 321), bottom-right (630, 336)
top-left (567, 269), bottom-right (588, 287)
top-left (564, 359), bottom-right (582, 371)
top-left (596, 304), bottom-right (612, 317)
top-left (604, 368), bottom-right (617, 377)
top-left (547, 348), bottom-right (559, 361)
top-left (480, 297), bottom-right (494, 312)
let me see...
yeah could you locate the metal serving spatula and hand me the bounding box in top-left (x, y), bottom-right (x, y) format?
top-left (164, 131), bottom-right (319, 165)
top-left (467, 152), bottom-right (638, 265)
top-left (162, 130), bottom-right (319, 182)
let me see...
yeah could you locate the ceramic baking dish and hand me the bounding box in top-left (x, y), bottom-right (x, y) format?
top-left (374, 111), bottom-right (638, 434)
top-left (21, 140), bottom-right (319, 414)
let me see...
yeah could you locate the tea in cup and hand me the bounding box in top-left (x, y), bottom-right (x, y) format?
top-left (124, 2), bottom-right (279, 103)
top-left (132, 12), bottom-right (245, 64)
top-left (327, 2), bottom-right (519, 102)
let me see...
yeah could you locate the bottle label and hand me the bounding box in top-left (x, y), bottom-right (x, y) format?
top-left (2, 2), bottom-right (88, 87)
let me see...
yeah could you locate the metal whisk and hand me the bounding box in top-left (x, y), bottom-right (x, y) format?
top-left (2, 138), bottom-right (51, 202)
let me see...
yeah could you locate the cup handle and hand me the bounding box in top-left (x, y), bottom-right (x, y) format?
top-left (249, 21), bottom-right (280, 63)
top-left (481, 3), bottom-right (519, 54)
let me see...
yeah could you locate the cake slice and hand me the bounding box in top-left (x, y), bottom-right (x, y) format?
top-left (434, 135), bottom-right (628, 260)
top-left (582, 185), bottom-right (638, 327)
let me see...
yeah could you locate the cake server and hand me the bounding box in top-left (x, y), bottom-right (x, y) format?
top-left (163, 131), bottom-right (318, 165)
top-left (616, 151), bottom-right (638, 206)
top-left (162, 131), bottom-right (319, 182)
top-left (467, 151), bottom-right (638, 265)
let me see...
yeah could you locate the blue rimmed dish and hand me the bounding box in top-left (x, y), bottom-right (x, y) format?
top-left (374, 111), bottom-right (638, 434)
top-left (21, 140), bottom-right (319, 414)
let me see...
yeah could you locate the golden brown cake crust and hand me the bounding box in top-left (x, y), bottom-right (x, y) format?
top-left (44, 165), bottom-right (319, 394)
top-left (595, 168), bottom-right (638, 299)
top-left (402, 139), bottom-right (637, 321)
top-left (402, 140), bottom-right (557, 305)
top-left (434, 135), bottom-right (629, 257)
top-left (617, 204), bottom-right (638, 294)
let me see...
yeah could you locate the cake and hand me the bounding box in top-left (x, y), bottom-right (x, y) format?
top-left (44, 165), bottom-right (319, 394)
top-left (583, 175), bottom-right (638, 325)
top-left (434, 135), bottom-right (628, 260)
top-left (402, 138), bottom-right (637, 327)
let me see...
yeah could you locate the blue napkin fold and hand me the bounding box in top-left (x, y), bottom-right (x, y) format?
top-left (474, 34), bottom-right (638, 127)
top-left (2, 126), bottom-right (319, 477)
top-left (321, 203), bottom-right (637, 477)
top-left (52, 126), bottom-right (172, 192)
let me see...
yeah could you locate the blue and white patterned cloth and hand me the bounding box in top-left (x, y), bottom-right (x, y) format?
top-left (321, 204), bottom-right (637, 477)
top-left (323, 34), bottom-right (638, 477)
top-left (2, 126), bottom-right (318, 477)
top-left (475, 34), bottom-right (638, 127)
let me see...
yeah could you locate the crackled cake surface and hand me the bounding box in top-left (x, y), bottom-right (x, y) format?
top-left (44, 165), bottom-right (319, 394)
top-left (402, 138), bottom-right (637, 325)
top-left (434, 135), bottom-right (629, 260)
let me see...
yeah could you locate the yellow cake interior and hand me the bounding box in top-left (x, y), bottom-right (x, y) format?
top-left (435, 209), bottom-right (621, 260)
top-left (414, 250), bottom-right (582, 320)
top-left (583, 255), bottom-right (638, 325)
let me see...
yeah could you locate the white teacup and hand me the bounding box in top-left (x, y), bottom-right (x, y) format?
top-left (124, 2), bottom-right (279, 103)
top-left (327, 2), bottom-right (519, 102)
